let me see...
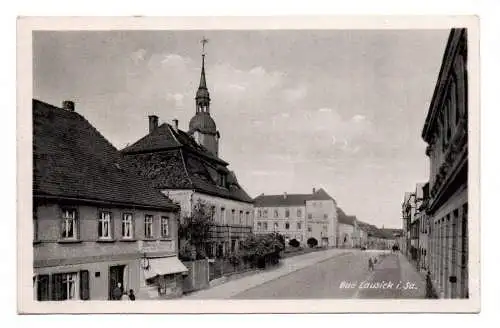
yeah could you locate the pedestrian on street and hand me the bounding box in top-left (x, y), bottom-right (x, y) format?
top-left (128, 289), bottom-right (136, 301)
top-left (112, 282), bottom-right (123, 300)
top-left (368, 257), bottom-right (374, 271)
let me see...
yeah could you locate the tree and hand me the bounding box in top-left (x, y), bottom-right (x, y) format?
top-left (289, 239), bottom-right (300, 248)
top-left (178, 200), bottom-right (215, 260)
top-left (239, 233), bottom-right (285, 268)
top-left (307, 237), bottom-right (318, 248)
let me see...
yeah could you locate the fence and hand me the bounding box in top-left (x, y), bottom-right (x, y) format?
top-left (182, 259), bottom-right (210, 293)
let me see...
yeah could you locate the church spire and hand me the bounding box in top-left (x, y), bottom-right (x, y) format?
top-left (196, 37), bottom-right (210, 114)
top-left (199, 53), bottom-right (207, 89)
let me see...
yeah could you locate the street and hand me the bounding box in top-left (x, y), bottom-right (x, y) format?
top-left (231, 251), bottom-right (426, 299)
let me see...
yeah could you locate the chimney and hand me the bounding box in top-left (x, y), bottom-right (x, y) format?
top-left (172, 119), bottom-right (179, 132)
top-left (312, 187), bottom-right (316, 194)
top-left (283, 192), bottom-right (287, 199)
top-left (62, 100), bottom-right (75, 112)
top-left (148, 115), bottom-right (159, 133)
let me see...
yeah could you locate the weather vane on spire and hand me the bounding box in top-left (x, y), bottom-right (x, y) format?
top-left (200, 37), bottom-right (209, 55)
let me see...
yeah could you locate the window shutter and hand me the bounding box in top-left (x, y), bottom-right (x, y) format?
top-left (76, 210), bottom-right (81, 240)
top-left (79, 270), bottom-right (90, 300)
top-left (60, 212), bottom-right (65, 238)
top-left (97, 212), bottom-right (102, 239)
top-left (51, 273), bottom-right (64, 300)
top-left (110, 213), bottom-right (115, 239)
top-left (36, 275), bottom-right (50, 301)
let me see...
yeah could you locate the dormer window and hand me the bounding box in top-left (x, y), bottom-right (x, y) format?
top-left (219, 173), bottom-right (227, 187)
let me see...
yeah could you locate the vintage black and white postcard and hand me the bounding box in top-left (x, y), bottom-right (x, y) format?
top-left (17, 16), bottom-right (480, 313)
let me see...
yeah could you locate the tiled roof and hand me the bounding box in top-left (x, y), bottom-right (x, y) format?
top-left (122, 123), bottom-right (228, 165)
top-left (121, 124), bottom-right (253, 203)
top-left (254, 188), bottom-right (335, 207)
top-left (337, 207), bottom-right (356, 226)
top-left (33, 99), bottom-right (179, 210)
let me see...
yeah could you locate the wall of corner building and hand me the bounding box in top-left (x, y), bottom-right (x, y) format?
top-left (34, 203), bottom-right (178, 266)
top-left (164, 189), bottom-right (254, 227)
top-left (33, 201), bottom-right (180, 300)
top-left (305, 199), bottom-right (337, 247)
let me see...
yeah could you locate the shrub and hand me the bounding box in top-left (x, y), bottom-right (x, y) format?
top-left (307, 237), bottom-right (318, 248)
top-left (289, 239), bottom-right (300, 248)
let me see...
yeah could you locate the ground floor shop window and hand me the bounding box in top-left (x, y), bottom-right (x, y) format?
top-left (34, 270), bottom-right (89, 301)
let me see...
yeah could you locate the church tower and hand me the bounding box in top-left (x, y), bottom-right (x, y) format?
top-left (188, 38), bottom-right (220, 157)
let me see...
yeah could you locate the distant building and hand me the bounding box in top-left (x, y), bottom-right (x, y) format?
top-left (121, 51), bottom-right (254, 259)
top-left (253, 188), bottom-right (338, 247)
top-left (33, 99), bottom-right (187, 301)
top-left (421, 28), bottom-right (469, 299)
top-left (402, 191), bottom-right (416, 258)
top-left (336, 208), bottom-right (359, 248)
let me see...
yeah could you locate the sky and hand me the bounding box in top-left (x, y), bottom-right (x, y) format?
top-left (33, 29), bottom-right (450, 229)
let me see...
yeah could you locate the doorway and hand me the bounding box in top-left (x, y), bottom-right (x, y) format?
top-left (108, 265), bottom-right (125, 300)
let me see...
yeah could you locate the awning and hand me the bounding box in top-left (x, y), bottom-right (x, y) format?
top-left (143, 257), bottom-right (189, 280)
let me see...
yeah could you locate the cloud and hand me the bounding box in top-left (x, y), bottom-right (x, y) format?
top-left (352, 114), bottom-right (366, 123)
top-left (130, 49), bottom-right (147, 64)
top-left (166, 93), bottom-right (185, 107)
top-left (283, 85), bottom-right (308, 102)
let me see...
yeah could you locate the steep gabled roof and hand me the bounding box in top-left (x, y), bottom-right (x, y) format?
top-left (254, 188), bottom-right (335, 207)
top-left (121, 123), bottom-right (228, 165)
top-left (337, 207), bottom-right (356, 226)
top-left (121, 124), bottom-right (252, 203)
top-left (33, 99), bottom-right (178, 211)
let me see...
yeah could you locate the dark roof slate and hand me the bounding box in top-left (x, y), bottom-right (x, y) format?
top-left (121, 125), bottom-right (253, 203)
top-left (33, 99), bottom-right (178, 210)
top-left (253, 188), bottom-right (335, 207)
top-left (337, 207), bottom-right (356, 226)
top-left (122, 123), bottom-right (228, 165)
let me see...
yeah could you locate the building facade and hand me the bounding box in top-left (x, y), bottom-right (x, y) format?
top-left (402, 191), bottom-right (416, 258)
top-left (336, 208), bottom-right (359, 248)
top-left (122, 51), bottom-right (254, 259)
top-left (421, 28), bottom-right (469, 299)
top-left (253, 188), bottom-right (338, 247)
top-left (33, 100), bottom-right (187, 301)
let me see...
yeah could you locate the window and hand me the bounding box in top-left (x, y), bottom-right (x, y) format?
top-left (61, 208), bottom-right (77, 240)
top-left (239, 211), bottom-right (243, 225)
top-left (211, 206), bottom-right (216, 221)
top-left (257, 222), bottom-right (262, 231)
top-left (274, 222), bottom-right (279, 230)
top-left (285, 223), bottom-right (290, 230)
top-left (98, 212), bottom-right (112, 240)
top-left (52, 272), bottom-right (78, 300)
top-left (246, 211), bottom-right (250, 226)
top-left (297, 222), bottom-right (302, 230)
top-left (263, 222), bottom-right (268, 231)
top-left (144, 215), bottom-right (153, 239)
top-left (324, 214), bottom-right (328, 219)
top-left (231, 240), bottom-right (236, 253)
top-left (285, 209), bottom-right (290, 218)
top-left (122, 213), bottom-right (133, 239)
top-left (257, 209), bottom-right (261, 218)
top-left (161, 217), bottom-right (170, 238)
top-left (297, 209), bottom-right (302, 217)
top-left (221, 208), bottom-right (226, 224)
top-left (308, 213), bottom-right (312, 220)
top-left (308, 225), bottom-right (312, 232)
top-left (263, 209), bottom-right (268, 218)
top-left (231, 209), bottom-right (236, 225)
top-left (274, 209), bottom-right (279, 218)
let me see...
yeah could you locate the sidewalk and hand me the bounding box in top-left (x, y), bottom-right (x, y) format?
top-left (182, 248), bottom-right (354, 299)
top-left (397, 253), bottom-right (427, 298)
